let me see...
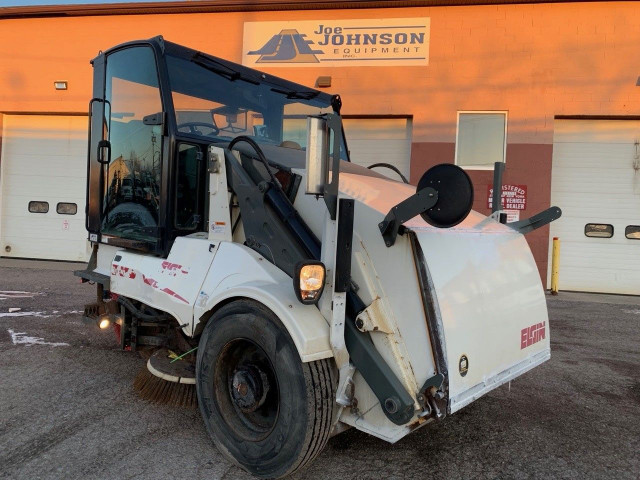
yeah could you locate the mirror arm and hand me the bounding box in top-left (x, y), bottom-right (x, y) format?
top-left (379, 188), bottom-right (438, 247)
top-left (504, 206), bottom-right (562, 234)
top-left (143, 111), bottom-right (165, 126)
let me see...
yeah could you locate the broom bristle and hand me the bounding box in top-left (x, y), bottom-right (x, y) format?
top-left (133, 366), bottom-right (198, 408)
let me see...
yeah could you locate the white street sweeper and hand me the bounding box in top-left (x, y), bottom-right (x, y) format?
top-left (76, 36), bottom-right (561, 478)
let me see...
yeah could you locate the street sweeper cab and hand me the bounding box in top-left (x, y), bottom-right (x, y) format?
top-left (75, 36), bottom-right (562, 478)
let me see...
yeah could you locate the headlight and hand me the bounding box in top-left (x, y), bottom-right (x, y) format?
top-left (98, 314), bottom-right (111, 329)
top-left (294, 261), bottom-right (326, 304)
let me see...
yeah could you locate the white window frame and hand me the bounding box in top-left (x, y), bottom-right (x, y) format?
top-left (454, 110), bottom-right (508, 170)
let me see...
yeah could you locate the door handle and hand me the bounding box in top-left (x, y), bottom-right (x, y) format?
top-left (97, 140), bottom-right (111, 165)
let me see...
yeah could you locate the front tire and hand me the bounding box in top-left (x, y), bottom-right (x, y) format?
top-left (196, 300), bottom-right (336, 478)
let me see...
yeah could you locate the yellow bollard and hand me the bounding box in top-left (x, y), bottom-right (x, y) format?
top-left (550, 237), bottom-right (560, 295)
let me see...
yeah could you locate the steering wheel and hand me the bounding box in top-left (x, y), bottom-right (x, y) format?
top-left (177, 121), bottom-right (220, 137)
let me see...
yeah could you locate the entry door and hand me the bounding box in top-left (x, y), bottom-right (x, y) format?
top-left (549, 119), bottom-right (640, 294)
top-left (0, 115), bottom-right (89, 261)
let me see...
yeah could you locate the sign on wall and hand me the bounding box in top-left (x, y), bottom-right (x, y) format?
top-left (487, 184), bottom-right (528, 212)
top-left (242, 18), bottom-right (430, 67)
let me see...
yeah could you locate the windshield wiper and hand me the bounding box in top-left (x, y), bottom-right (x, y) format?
top-left (270, 87), bottom-right (320, 101)
top-left (191, 53), bottom-right (259, 85)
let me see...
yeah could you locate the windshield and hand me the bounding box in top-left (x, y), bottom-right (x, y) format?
top-left (166, 54), bottom-right (346, 156)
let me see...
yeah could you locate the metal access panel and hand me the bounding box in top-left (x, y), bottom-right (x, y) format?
top-left (0, 115), bottom-right (90, 261)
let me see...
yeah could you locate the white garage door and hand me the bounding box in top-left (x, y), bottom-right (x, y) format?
top-left (343, 117), bottom-right (412, 182)
top-left (0, 115), bottom-right (90, 261)
top-left (549, 119), bottom-right (640, 294)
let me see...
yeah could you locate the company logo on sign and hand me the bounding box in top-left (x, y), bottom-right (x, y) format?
top-left (521, 322), bottom-right (546, 349)
top-left (243, 18), bottom-right (430, 67)
top-left (248, 29), bottom-right (323, 63)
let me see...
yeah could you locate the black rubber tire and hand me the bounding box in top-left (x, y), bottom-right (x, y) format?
top-left (196, 300), bottom-right (336, 478)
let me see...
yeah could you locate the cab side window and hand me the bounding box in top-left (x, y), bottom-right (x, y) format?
top-left (175, 144), bottom-right (202, 230)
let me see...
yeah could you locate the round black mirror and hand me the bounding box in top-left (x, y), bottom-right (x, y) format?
top-left (417, 164), bottom-right (474, 228)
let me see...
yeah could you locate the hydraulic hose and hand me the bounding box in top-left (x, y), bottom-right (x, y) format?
top-left (117, 296), bottom-right (172, 322)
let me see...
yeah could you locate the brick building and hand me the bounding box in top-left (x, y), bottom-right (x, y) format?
top-left (0, 0), bottom-right (639, 293)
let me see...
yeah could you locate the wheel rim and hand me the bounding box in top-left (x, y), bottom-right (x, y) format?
top-left (214, 339), bottom-right (279, 442)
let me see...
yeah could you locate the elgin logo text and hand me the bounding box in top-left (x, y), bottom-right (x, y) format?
top-left (521, 322), bottom-right (546, 349)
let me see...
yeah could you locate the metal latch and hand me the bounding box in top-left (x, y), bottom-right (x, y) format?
top-left (208, 149), bottom-right (220, 173)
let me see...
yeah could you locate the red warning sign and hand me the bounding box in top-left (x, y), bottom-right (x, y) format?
top-left (487, 184), bottom-right (527, 210)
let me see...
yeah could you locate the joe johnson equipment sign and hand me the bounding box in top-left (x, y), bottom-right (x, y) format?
top-left (242, 18), bottom-right (430, 67)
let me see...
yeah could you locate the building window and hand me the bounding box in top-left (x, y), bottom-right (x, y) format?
top-left (455, 112), bottom-right (507, 169)
top-left (28, 201), bottom-right (49, 213)
top-left (625, 225), bottom-right (640, 240)
top-left (57, 202), bottom-right (77, 215)
top-left (584, 223), bottom-right (614, 238)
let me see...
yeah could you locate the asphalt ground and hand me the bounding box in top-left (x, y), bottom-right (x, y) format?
top-left (0, 262), bottom-right (638, 480)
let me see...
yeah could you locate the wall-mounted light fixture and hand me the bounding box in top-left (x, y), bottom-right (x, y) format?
top-left (316, 76), bottom-right (332, 88)
top-left (54, 81), bottom-right (68, 90)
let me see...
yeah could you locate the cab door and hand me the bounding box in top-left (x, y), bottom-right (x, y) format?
top-left (87, 45), bottom-right (167, 254)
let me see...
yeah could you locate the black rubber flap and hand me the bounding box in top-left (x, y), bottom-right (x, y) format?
top-left (417, 164), bottom-right (474, 228)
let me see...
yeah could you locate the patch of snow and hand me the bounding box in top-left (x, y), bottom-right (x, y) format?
top-left (0, 309), bottom-right (83, 319)
top-left (7, 329), bottom-right (69, 347)
top-left (0, 311), bottom-right (55, 318)
top-left (0, 291), bottom-right (45, 299)
top-left (622, 309), bottom-right (640, 315)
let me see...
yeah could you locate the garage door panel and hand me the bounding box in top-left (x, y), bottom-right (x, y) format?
top-left (3, 227), bottom-right (85, 242)
top-left (552, 167), bottom-right (637, 181)
top-left (3, 139), bottom-right (86, 156)
top-left (4, 154), bottom-right (87, 177)
top-left (2, 235), bottom-right (88, 261)
top-left (344, 118), bottom-right (410, 139)
top-left (561, 247), bottom-right (640, 269)
top-left (343, 118), bottom-right (412, 180)
top-left (3, 228), bottom-right (86, 244)
top-left (1, 211), bottom-right (83, 226)
top-left (3, 142), bottom-right (85, 158)
top-left (549, 119), bottom-right (640, 293)
top-left (3, 181), bottom-right (85, 200)
top-left (4, 173), bottom-right (86, 189)
top-left (4, 163), bottom-right (87, 180)
top-left (556, 203), bottom-right (639, 216)
top-left (554, 119), bottom-right (640, 142)
top-left (557, 268), bottom-right (618, 293)
top-left (1, 115), bottom-right (89, 261)
top-left (554, 228), bottom-right (636, 242)
top-left (2, 210), bottom-right (84, 228)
